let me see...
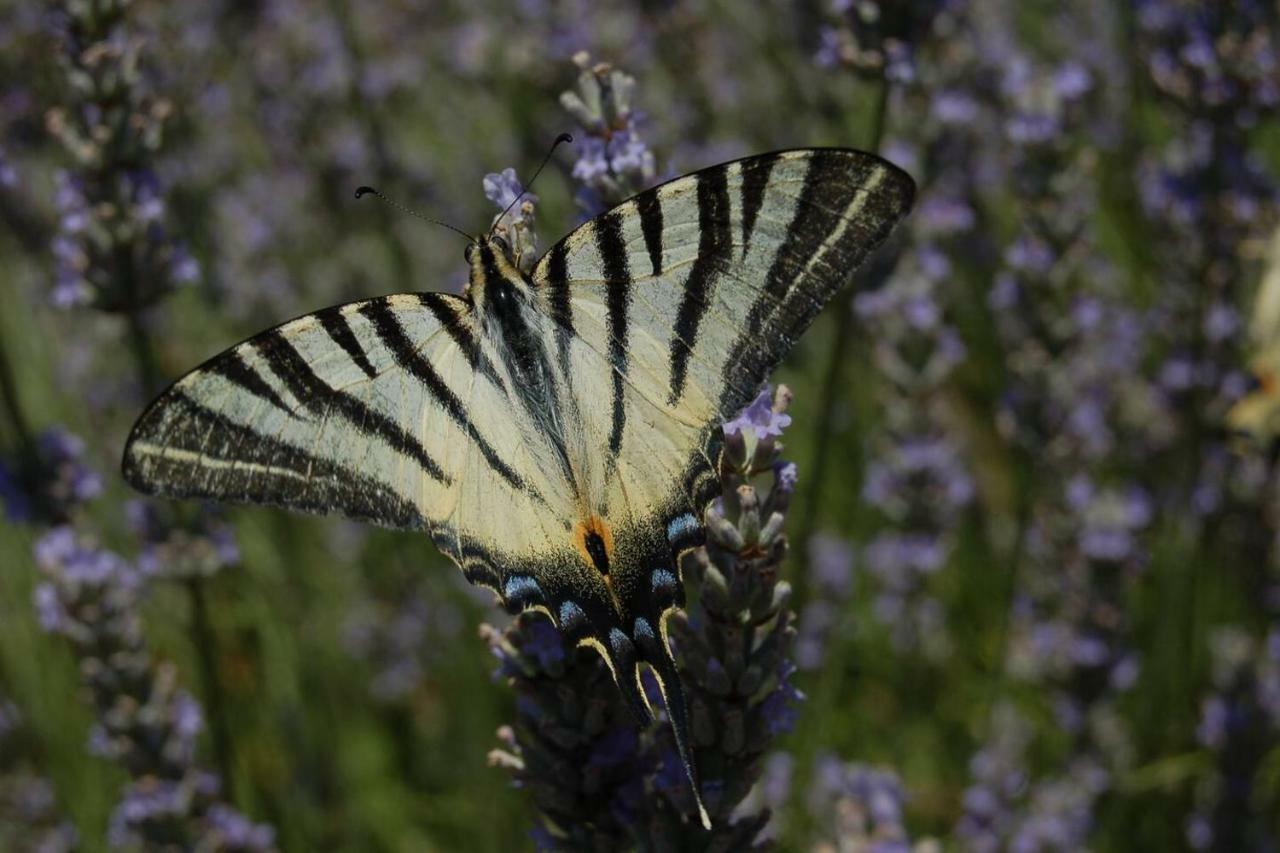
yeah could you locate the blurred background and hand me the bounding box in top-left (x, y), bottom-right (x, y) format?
top-left (1, 0), bottom-right (1279, 850)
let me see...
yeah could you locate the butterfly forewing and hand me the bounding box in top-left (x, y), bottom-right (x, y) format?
top-left (532, 148), bottom-right (915, 522)
top-left (124, 294), bottom-right (572, 569)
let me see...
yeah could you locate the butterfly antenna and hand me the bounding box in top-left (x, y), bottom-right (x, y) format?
top-left (354, 185), bottom-right (475, 243)
top-left (489, 132), bottom-right (574, 237)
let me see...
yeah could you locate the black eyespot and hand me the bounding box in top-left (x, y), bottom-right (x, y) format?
top-left (464, 244), bottom-right (475, 263)
top-left (584, 531), bottom-right (610, 575)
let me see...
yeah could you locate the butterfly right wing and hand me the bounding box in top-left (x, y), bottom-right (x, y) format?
top-left (532, 149), bottom-right (916, 531)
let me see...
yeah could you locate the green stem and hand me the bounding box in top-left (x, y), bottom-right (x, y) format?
top-left (985, 472), bottom-right (1034, 707)
top-left (0, 330), bottom-right (35, 455)
top-left (0, 186), bottom-right (54, 257)
top-left (123, 302), bottom-right (160, 397)
top-left (794, 77), bottom-right (891, 584)
top-left (187, 577), bottom-right (237, 800)
top-left (330, 0), bottom-right (415, 292)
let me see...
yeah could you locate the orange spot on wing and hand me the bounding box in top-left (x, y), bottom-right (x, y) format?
top-left (1260, 367), bottom-right (1278, 397)
top-left (573, 514), bottom-right (615, 573)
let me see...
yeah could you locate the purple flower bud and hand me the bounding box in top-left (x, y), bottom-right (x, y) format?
top-left (808, 533), bottom-right (855, 598)
top-left (483, 167), bottom-right (529, 215)
top-left (724, 386), bottom-right (792, 440)
top-left (1053, 62), bottom-right (1091, 99)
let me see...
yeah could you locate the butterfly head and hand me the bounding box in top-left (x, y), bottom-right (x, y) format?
top-left (465, 235), bottom-right (531, 309)
top-left (463, 233), bottom-right (515, 267)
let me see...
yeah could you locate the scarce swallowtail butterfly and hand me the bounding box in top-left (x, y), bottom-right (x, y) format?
top-left (122, 148), bottom-right (915, 828)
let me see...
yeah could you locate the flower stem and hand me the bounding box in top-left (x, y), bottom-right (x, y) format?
top-left (188, 575), bottom-right (237, 801)
top-left (329, 0), bottom-right (415, 293)
top-left (0, 331), bottom-right (34, 455)
top-left (795, 75), bottom-right (891, 585)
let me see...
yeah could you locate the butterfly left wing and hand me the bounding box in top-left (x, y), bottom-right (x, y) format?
top-left (121, 293), bottom-right (595, 584)
top-left (528, 148), bottom-right (915, 823)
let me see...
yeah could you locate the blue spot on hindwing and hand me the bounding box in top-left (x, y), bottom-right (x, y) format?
top-left (503, 575), bottom-right (542, 603)
top-left (559, 600), bottom-right (586, 630)
top-left (651, 568), bottom-right (678, 595)
top-left (609, 628), bottom-right (632, 656)
top-left (666, 512), bottom-right (699, 544)
top-left (634, 617), bottom-right (655, 641)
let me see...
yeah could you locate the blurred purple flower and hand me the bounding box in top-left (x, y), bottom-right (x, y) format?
top-left (485, 167), bottom-right (540, 272)
top-left (807, 755), bottom-right (920, 849)
top-left (483, 168), bottom-right (530, 216)
top-left (344, 588), bottom-right (465, 703)
top-left (0, 426), bottom-right (101, 525)
top-left (724, 386), bottom-right (792, 440)
top-left (560, 52), bottom-right (657, 216)
top-left (32, 521), bottom-right (274, 850)
top-left (1185, 626), bottom-right (1280, 848)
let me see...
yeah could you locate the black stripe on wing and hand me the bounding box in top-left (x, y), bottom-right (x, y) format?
top-left (635, 188), bottom-right (664, 277)
top-left (124, 390), bottom-right (425, 529)
top-left (739, 151), bottom-right (779, 251)
top-left (746, 150), bottom-right (860, 337)
top-left (596, 210), bottom-right (632, 457)
top-left (253, 327), bottom-right (451, 485)
top-left (358, 298), bottom-right (530, 494)
top-left (417, 292), bottom-right (508, 394)
top-left (668, 163), bottom-right (731, 406)
top-left (543, 241), bottom-right (574, 375)
top-left (206, 350), bottom-right (294, 416)
top-left (316, 305), bottom-right (378, 379)
top-left (724, 150), bottom-right (915, 417)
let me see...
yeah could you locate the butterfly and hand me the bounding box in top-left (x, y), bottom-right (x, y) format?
top-left (122, 148), bottom-right (915, 827)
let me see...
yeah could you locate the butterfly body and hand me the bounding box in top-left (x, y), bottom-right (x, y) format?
top-left (123, 149), bottom-right (915, 828)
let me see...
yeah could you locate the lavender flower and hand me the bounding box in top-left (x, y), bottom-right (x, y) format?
top-left (724, 386), bottom-right (793, 441)
top-left (1185, 627), bottom-right (1280, 850)
top-left (957, 701), bottom-right (1111, 852)
top-left (46, 0), bottom-right (198, 315)
top-left (484, 167), bottom-right (540, 273)
top-left (961, 47), bottom-right (1154, 848)
top-left (126, 500), bottom-right (240, 581)
top-left (0, 427), bottom-right (101, 524)
top-left (1132, 2), bottom-right (1280, 537)
top-left (487, 386), bottom-right (800, 848)
top-left (849, 167), bottom-right (980, 659)
top-left (816, 0), bottom-right (966, 83)
top-left (806, 755), bottom-right (933, 851)
top-left (794, 533), bottom-right (856, 672)
top-left (33, 527), bottom-right (274, 850)
top-left (560, 52), bottom-right (657, 215)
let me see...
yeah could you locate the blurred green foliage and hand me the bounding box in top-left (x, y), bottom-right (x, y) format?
top-left (1, 0), bottom-right (1279, 850)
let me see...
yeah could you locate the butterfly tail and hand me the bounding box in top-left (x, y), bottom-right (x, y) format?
top-left (615, 663), bottom-right (656, 729)
top-left (597, 629), bottom-right (655, 728)
top-left (647, 645), bottom-right (712, 830)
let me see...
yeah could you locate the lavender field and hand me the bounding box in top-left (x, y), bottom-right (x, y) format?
top-left (1, 1), bottom-right (1279, 850)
